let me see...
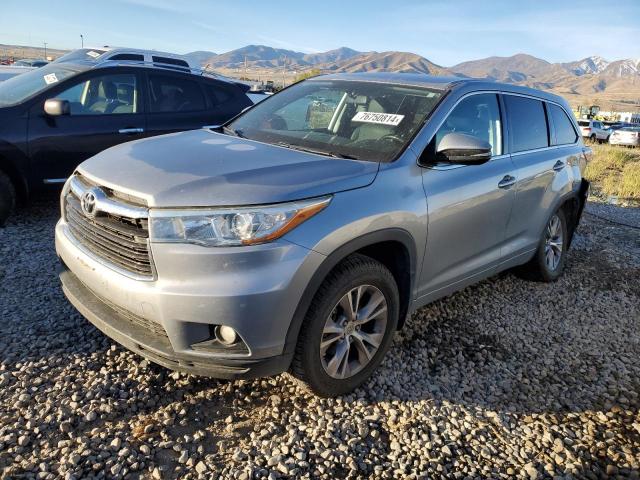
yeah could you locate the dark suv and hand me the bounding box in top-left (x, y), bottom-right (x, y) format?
top-left (0, 60), bottom-right (255, 225)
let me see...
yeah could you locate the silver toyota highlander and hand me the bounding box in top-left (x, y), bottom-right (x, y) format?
top-left (56, 73), bottom-right (590, 397)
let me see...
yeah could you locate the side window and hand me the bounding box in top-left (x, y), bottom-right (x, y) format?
top-left (148, 74), bottom-right (206, 113)
top-left (109, 53), bottom-right (144, 62)
top-left (505, 95), bottom-right (548, 152)
top-left (206, 83), bottom-right (235, 106)
top-left (56, 73), bottom-right (138, 115)
top-left (152, 56), bottom-right (190, 71)
top-left (549, 104), bottom-right (578, 145)
top-left (433, 93), bottom-right (503, 156)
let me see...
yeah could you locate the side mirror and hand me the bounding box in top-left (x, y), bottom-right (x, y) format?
top-left (44, 98), bottom-right (70, 116)
top-left (435, 132), bottom-right (492, 165)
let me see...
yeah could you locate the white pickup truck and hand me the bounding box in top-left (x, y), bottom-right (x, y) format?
top-left (577, 120), bottom-right (609, 143)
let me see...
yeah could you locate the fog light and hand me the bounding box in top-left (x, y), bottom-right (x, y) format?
top-left (215, 325), bottom-right (238, 346)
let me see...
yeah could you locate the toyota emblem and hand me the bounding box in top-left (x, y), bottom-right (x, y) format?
top-left (81, 189), bottom-right (99, 218)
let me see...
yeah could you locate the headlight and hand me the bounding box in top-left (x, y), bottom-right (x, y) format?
top-left (149, 196), bottom-right (331, 246)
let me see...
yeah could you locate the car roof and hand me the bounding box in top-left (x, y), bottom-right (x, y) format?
top-left (50, 60), bottom-right (247, 89)
top-left (312, 72), bottom-right (569, 105)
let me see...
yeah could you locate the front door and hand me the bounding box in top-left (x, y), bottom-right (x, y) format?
top-left (28, 70), bottom-right (145, 185)
top-left (418, 93), bottom-right (516, 299)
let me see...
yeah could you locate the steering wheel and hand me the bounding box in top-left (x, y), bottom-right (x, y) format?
top-left (379, 134), bottom-right (404, 144)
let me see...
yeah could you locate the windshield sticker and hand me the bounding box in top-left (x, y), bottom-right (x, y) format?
top-left (43, 73), bottom-right (58, 85)
top-left (86, 50), bottom-right (101, 58)
top-left (352, 111), bottom-right (404, 126)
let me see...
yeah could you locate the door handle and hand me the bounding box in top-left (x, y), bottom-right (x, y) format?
top-left (498, 175), bottom-right (516, 189)
top-left (118, 128), bottom-right (144, 135)
top-left (552, 160), bottom-right (565, 172)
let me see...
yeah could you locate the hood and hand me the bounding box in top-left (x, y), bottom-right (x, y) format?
top-left (78, 129), bottom-right (379, 208)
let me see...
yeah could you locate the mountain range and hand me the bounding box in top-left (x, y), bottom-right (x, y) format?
top-left (185, 45), bottom-right (640, 110)
top-left (2, 42), bottom-right (638, 110)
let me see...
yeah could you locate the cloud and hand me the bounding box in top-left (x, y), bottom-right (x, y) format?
top-left (117, 0), bottom-right (187, 13)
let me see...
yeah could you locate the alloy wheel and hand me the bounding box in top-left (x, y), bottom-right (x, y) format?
top-left (544, 214), bottom-right (564, 271)
top-left (320, 285), bottom-right (388, 379)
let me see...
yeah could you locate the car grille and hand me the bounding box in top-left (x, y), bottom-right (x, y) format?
top-left (65, 185), bottom-right (154, 279)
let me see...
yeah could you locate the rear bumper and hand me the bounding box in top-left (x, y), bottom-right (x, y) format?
top-left (609, 138), bottom-right (640, 147)
top-left (59, 264), bottom-right (292, 379)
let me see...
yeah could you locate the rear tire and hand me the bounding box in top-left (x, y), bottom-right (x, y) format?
top-left (590, 134), bottom-right (597, 143)
top-left (0, 171), bottom-right (16, 227)
top-left (289, 254), bottom-right (399, 397)
top-left (516, 209), bottom-right (568, 282)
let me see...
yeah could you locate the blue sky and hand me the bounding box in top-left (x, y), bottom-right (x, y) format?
top-left (1, 0), bottom-right (639, 65)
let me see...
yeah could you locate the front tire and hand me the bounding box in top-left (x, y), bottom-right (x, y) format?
top-left (0, 171), bottom-right (16, 227)
top-left (516, 209), bottom-right (568, 282)
top-left (289, 254), bottom-right (399, 397)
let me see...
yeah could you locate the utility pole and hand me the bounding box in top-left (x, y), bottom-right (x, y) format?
top-left (244, 55), bottom-right (247, 79)
top-left (43, 42), bottom-right (47, 60)
top-left (80, 34), bottom-right (84, 48)
top-left (282, 55), bottom-right (287, 89)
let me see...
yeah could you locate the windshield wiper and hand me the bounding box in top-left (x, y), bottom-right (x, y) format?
top-left (222, 125), bottom-right (245, 138)
top-left (274, 142), bottom-right (359, 160)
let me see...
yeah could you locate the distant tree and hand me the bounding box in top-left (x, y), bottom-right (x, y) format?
top-left (294, 69), bottom-right (322, 83)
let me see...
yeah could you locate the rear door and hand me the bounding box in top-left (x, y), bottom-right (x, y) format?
top-left (418, 92), bottom-right (516, 297)
top-left (201, 78), bottom-right (253, 125)
top-left (28, 68), bottom-right (146, 184)
top-left (144, 71), bottom-right (212, 136)
top-left (501, 95), bottom-right (577, 260)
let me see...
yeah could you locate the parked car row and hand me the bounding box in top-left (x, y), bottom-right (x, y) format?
top-left (577, 118), bottom-right (640, 146)
top-left (0, 48), bottom-right (264, 225)
top-left (609, 126), bottom-right (640, 147)
top-left (54, 72), bottom-right (590, 396)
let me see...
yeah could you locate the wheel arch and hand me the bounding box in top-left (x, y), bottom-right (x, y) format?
top-left (0, 153), bottom-right (29, 204)
top-left (283, 228), bottom-right (417, 359)
top-left (552, 179), bottom-right (589, 248)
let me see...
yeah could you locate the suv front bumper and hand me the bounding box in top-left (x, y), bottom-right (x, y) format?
top-left (55, 220), bottom-right (325, 379)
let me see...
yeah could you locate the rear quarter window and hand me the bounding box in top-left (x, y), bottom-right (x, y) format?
top-left (505, 95), bottom-right (549, 152)
top-left (548, 104), bottom-right (578, 145)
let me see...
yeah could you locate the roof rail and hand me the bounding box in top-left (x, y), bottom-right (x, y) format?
top-left (91, 59), bottom-right (235, 83)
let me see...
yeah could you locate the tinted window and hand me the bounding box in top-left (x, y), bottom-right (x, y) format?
top-left (56, 73), bottom-right (138, 115)
top-left (549, 104), bottom-right (578, 145)
top-left (433, 93), bottom-right (503, 156)
top-left (207, 84), bottom-right (234, 106)
top-left (109, 53), bottom-right (144, 61)
top-left (505, 95), bottom-right (548, 152)
top-left (148, 74), bottom-right (205, 113)
top-left (152, 56), bottom-right (189, 71)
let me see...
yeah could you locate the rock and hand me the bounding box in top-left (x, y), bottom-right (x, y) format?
top-left (195, 461), bottom-right (207, 474)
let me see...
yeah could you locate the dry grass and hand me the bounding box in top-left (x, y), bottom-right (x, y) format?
top-left (585, 143), bottom-right (640, 200)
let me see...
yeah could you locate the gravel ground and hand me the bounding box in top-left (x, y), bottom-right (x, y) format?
top-left (1, 198), bottom-right (639, 480)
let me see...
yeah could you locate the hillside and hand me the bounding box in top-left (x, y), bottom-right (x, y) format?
top-left (320, 51), bottom-right (452, 75)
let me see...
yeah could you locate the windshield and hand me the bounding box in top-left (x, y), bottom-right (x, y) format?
top-left (54, 48), bottom-right (107, 64)
top-left (0, 63), bottom-right (80, 107)
top-left (228, 80), bottom-right (443, 162)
